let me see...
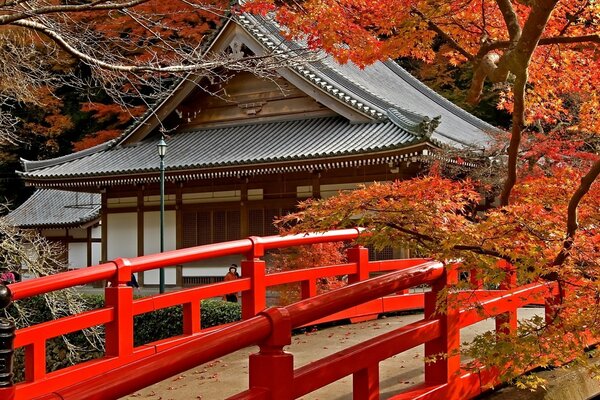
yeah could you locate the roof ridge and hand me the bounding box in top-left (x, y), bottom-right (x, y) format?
top-left (383, 61), bottom-right (501, 133)
top-left (239, 13), bottom-right (386, 120)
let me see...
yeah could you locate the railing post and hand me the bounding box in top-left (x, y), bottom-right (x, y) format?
top-left (242, 237), bottom-right (267, 320)
top-left (0, 284), bottom-right (15, 400)
top-left (183, 301), bottom-right (201, 334)
top-left (300, 279), bottom-right (317, 299)
top-left (545, 281), bottom-right (565, 325)
top-left (424, 264), bottom-right (460, 391)
top-left (347, 245), bottom-right (369, 284)
top-left (496, 261), bottom-right (517, 335)
top-left (105, 258), bottom-right (134, 357)
top-left (248, 307), bottom-right (293, 399)
top-left (469, 269), bottom-right (483, 289)
top-left (353, 363), bottom-right (379, 400)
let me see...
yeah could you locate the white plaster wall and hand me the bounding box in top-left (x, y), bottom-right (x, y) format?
top-left (92, 242), bottom-right (101, 266)
top-left (91, 225), bottom-right (101, 239)
top-left (67, 243), bottom-right (87, 269)
top-left (107, 213), bottom-right (138, 260)
top-left (143, 211), bottom-right (176, 285)
top-left (143, 268), bottom-right (176, 285)
top-left (67, 242), bottom-right (101, 268)
top-left (182, 255), bottom-right (243, 277)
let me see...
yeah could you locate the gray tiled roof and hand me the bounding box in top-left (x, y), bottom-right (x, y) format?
top-left (20, 116), bottom-right (425, 184)
top-left (5, 189), bottom-right (100, 228)
top-left (19, 13), bottom-right (499, 185)
top-left (240, 13), bottom-right (498, 148)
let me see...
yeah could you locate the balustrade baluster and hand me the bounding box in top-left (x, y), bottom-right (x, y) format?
top-left (183, 301), bottom-right (201, 334)
top-left (424, 264), bottom-right (460, 393)
top-left (301, 279), bottom-right (317, 299)
top-left (353, 363), bottom-right (379, 400)
top-left (496, 261), bottom-right (517, 335)
top-left (347, 246), bottom-right (369, 284)
top-left (247, 307), bottom-right (293, 399)
top-left (105, 258), bottom-right (134, 358)
top-left (242, 237), bottom-right (267, 320)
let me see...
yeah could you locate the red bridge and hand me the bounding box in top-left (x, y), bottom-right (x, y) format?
top-left (0, 229), bottom-right (561, 400)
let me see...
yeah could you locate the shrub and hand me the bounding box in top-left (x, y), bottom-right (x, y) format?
top-left (8, 294), bottom-right (241, 380)
top-left (133, 298), bottom-right (241, 345)
top-left (200, 299), bottom-right (241, 329)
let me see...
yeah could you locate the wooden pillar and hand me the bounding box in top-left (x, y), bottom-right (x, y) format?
top-left (311, 171), bottom-right (321, 199)
top-left (98, 190), bottom-right (108, 287)
top-left (240, 178), bottom-right (249, 237)
top-left (176, 184), bottom-right (183, 287)
top-left (100, 190), bottom-right (108, 263)
top-left (86, 226), bottom-right (92, 267)
top-left (136, 186), bottom-right (145, 286)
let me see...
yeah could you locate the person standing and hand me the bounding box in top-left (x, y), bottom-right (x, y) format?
top-left (223, 265), bottom-right (239, 302)
top-left (126, 274), bottom-right (141, 293)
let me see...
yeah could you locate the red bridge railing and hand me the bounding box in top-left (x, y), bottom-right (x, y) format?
top-left (0, 229), bottom-right (560, 400)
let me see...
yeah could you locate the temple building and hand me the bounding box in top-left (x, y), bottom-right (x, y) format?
top-left (8, 14), bottom-right (497, 287)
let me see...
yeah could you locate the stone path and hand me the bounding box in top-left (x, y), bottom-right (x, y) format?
top-left (121, 308), bottom-right (542, 400)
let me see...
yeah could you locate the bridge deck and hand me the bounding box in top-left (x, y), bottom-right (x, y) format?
top-left (122, 308), bottom-right (542, 400)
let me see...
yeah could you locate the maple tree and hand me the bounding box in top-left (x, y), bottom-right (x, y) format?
top-left (268, 242), bottom-right (347, 305)
top-left (0, 0), bottom-right (315, 149)
top-left (251, 0), bottom-right (600, 383)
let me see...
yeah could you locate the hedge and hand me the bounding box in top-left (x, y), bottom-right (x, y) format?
top-left (7, 294), bottom-right (241, 382)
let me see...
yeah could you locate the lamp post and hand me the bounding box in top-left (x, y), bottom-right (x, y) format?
top-left (157, 134), bottom-right (167, 294)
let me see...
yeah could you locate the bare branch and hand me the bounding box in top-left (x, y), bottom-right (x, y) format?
top-left (410, 7), bottom-right (475, 61)
top-left (0, 0), bottom-right (149, 25)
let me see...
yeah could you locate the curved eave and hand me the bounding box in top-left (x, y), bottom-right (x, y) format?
top-left (16, 216), bottom-right (101, 230)
top-left (21, 140), bottom-right (116, 173)
top-left (21, 141), bottom-right (432, 188)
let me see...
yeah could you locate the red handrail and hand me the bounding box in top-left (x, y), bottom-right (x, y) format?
top-left (8, 229), bottom-right (363, 300)
top-left (34, 261), bottom-right (444, 400)
top-left (0, 230), bottom-right (566, 400)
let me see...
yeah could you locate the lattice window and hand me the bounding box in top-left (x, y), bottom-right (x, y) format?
top-left (213, 210), bottom-right (227, 243)
top-left (227, 210), bottom-right (241, 241)
top-left (249, 209), bottom-right (264, 236)
top-left (182, 212), bottom-right (197, 248)
top-left (197, 211), bottom-right (211, 245)
top-left (264, 208), bottom-right (280, 235)
top-left (249, 207), bottom-right (290, 236)
top-left (183, 210), bottom-right (240, 247)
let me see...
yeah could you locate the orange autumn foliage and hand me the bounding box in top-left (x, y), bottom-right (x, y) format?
top-left (268, 242), bottom-right (347, 305)
top-left (247, 0), bottom-right (599, 128)
top-left (250, 0), bottom-right (600, 383)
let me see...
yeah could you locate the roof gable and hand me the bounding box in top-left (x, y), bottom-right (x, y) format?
top-left (114, 13), bottom-right (499, 149)
top-left (20, 12), bottom-right (501, 185)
